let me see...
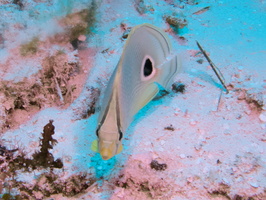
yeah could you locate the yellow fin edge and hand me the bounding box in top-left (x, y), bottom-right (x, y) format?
top-left (91, 140), bottom-right (98, 152)
top-left (117, 144), bottom-right (123, 154)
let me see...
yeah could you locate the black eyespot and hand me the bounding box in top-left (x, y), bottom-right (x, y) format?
top-left (143, 58), bottom-right (153, 77)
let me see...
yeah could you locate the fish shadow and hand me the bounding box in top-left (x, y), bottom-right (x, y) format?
top-left (90, 153), bottom-right (117, 179)
top-left (187, 69), bottom-right (226, 91)
top-left (121, 91), bottom-right (174, 155)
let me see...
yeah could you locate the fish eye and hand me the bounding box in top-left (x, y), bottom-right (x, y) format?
top-left (143, 58), bottom-right (153, 77)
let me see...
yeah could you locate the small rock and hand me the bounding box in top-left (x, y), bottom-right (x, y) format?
top-left (33, 191), bottom-right (43, 200)
top-left (164, 124), bottom-right (175, 131)
top-left (197, 59), bottom-right (204, 64)
top-left (164, 15), bottom-right (187, 29)
top-left (180, 154), bottom-right (186, 159)
top-left (122, 28), bottom-right (132, 39)
top-left (172, 82), bottom-right (185, 93)
top-left (78, 35), bottom-right (86, 41)
top-left (222, 178), bottom-right (230, 186)
top-left (150, 160), bottom-right (167, 171)
top-left (250, 182), bottom-right (259, 188)
top-left (259, 112), bottom-right (266, 122)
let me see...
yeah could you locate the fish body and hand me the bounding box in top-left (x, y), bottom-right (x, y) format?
top-left (92, 23), bottom-right (182, 160)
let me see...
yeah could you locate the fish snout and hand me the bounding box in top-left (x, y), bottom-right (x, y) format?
top-left (99, 140), bottom-right (116, 160)
top-left (100, 148), bottom-right (113, 160)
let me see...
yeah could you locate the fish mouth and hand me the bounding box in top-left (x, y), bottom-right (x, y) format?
top-left (100, 148), bottom-right (113, 160)
top-left (99, 140), bottom-right (117, 160)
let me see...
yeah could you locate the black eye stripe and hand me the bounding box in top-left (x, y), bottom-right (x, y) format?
top-left (143, 58), bottom-right (153, 77)
top-left (118, 130), bottom-right (123, 140)
top-left (115, 88), bottom-right (123, 141)
top-left (96, 127), bottom-right (99, 137)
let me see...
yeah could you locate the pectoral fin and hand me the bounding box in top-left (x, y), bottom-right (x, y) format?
top-left (91, 140), bottom-right (98, 152)
top-left (117, 143), bottom-right (123, 154)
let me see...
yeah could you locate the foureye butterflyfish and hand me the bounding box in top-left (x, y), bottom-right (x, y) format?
top-left (91, 23), bottom-right (182, 160)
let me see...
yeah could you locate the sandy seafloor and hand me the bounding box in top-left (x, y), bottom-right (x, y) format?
top-left (0, 0), bottom-right (266, 199)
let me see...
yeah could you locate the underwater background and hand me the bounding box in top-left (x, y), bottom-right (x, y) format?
top-left (0, 0), bottom-right (265, 199)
